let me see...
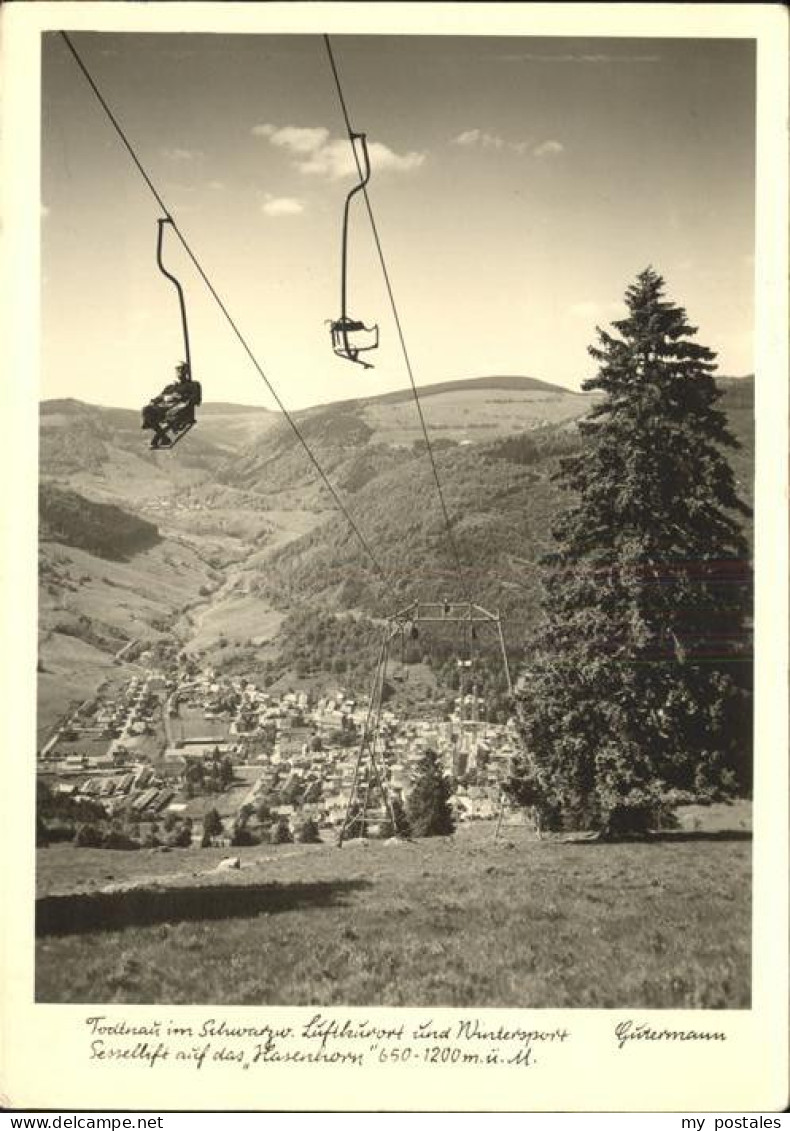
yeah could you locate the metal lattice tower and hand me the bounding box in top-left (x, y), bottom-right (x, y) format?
top-left (337, 600), bottom-right (512, 845)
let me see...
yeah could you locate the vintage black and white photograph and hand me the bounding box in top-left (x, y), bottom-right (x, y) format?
top-left (34, 26), bottom-right (757, 1013)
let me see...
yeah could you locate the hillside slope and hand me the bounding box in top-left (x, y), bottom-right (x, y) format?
top-left (249, 375), bottom-right (753, 610)
top-left (253, 428), bottom-right (578, 614)
top-left (234, 376), bottom-right (753, 701)
top-left (37, 481), bottom-right (223, 743)
top-left (37, 374), bottom-right (753, 709)
top-left (39, 398), bottom-right (277, 506)
top-left (215, 374), bottom-right (593, 506)
top-left (40, 483), bottom-right (161, 560)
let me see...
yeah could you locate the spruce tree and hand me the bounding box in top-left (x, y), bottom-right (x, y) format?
top-left (509, 268), bottom-right (751, 835)
top-left (407, 748), bottom-right (456, 837)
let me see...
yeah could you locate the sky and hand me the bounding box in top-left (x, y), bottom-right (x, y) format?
top-left (41, 33), bottom-right (756, 411)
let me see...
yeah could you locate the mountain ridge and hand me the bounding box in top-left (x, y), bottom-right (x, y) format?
top-left (39, 372), bottom-right (753, 419)
top-left (40, 375), bottom-right (568, 416)
top-left (300, 374), bottom-right (586, 413)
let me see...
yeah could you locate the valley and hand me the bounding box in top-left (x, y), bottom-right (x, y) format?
top-left (37, 373), bottom-right (754, 746)
top-left (38, 503), bottom-right (330, 746)
top-left (34, 371), bottom-right (755, 1011)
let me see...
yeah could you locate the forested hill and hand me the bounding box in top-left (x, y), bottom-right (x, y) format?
top-left (251, 425), bottom-right (580, 622)
top-left (715, 376), bottom-right (754, 510)
top-left (247, 375), bottom-right (754, 635)
top-left (38, 375), bottom-right (752, 611)
top-left (214, 374), bottom-right (594, 507)
top-left (39, 398), bottom-right (277, 495)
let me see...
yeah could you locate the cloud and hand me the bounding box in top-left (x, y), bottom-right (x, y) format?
top-left (452, 128), bottom-right (562, 159)
top-left (261, 195), bottom-right (305, 217)
top-left (161, 147), bottom-right (204, 161)
top-left (207, 180), bottom-right (226, 191)
top-left (253, 124), bottom-right (330, 153)
top-left (253, 122), bottom-right (426, 180)
top-left (41, 203), bottom-right (50, 219)
top-left (454, 129), bottom-right (482, 146)
top-left (361, 141), bottom-right (426, 175)
top-left (299, 139), bottom-right (425, 179)
top-left (452, 128), bottom-right (507, 151)
top-left (533, 140), bottom-right (564, 159)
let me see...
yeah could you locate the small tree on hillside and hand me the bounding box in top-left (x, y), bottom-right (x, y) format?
top-left (296, 816), bottom-right (321, 844)
top-left (231, 821), bottom-right (260, 847)
top-left (271, 817), bottom-right (293, 845)
top-left (73, 822), bottom-right (105, 848)
top-left (220, 756), bottom-right (234, 788)
top-left (202, 807), bottom-right (223, 839)
top-left (508, 268), bottom-right (752, 835)
top-left (406, 749), bottom-right (455, 837)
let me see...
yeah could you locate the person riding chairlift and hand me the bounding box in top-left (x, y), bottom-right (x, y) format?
top-left (142, 362), bottom-right (202, 449)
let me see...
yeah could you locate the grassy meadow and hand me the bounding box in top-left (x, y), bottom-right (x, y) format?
top-left (36, 813), bottom-right (751, 1008)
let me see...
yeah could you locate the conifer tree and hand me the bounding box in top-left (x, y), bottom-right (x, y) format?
top-left (407, 748), bottom-right (456, 837)
top-left (202, 807), bottom-right (223, 839)
top-left (508, 268), bottom-right (752, 834)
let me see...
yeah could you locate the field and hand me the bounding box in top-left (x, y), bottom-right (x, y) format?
top-left (181, 765), bottom-right (261, 823)
top-left (361, 386), bottom-right (590, 447)
top-left (35, 815), bottom-right (751, 1008)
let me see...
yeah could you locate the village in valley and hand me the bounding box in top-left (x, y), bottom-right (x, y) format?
top-left (37, 650), bottom-right (520, 851)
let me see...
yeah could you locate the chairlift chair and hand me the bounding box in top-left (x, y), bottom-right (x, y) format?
top-left (328, 132), bottom-right (379, 369)
top-left (331, 317), bottom-right (379, 369)
top-left (153, 406), bottom-right (196, 451)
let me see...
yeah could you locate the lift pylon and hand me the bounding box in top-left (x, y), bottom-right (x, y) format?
top-left (337, 625), bottom-right (401, 845)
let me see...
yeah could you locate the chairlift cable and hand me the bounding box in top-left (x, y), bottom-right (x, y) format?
top-left (60, 31), bottom-right (391, 594)
top-left (323, 34), bottom-right (470, 600)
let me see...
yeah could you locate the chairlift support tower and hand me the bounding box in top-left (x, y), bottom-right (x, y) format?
top-left (337, 599), bottom-right (512, 846)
